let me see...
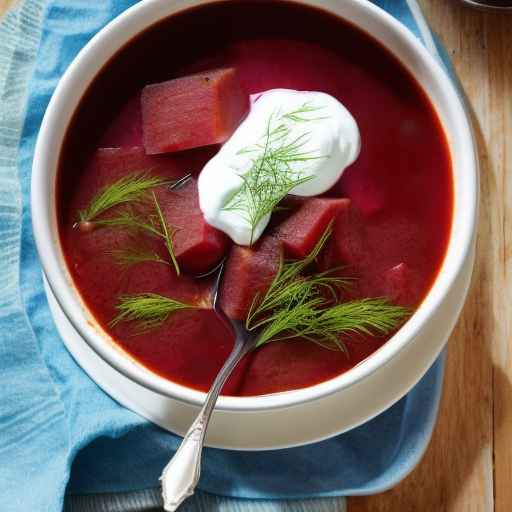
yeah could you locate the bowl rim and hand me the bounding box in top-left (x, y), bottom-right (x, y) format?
top-left (31, 0), bottom-right (477, 412)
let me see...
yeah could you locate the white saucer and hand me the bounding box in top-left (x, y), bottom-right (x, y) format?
top-left (44, 241), bottom-right (473, 451)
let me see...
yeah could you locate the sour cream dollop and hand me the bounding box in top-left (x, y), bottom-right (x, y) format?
top-left (198, 89), bottom-right (360, 246)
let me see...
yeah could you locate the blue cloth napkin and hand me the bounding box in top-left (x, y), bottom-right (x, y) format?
top-left (0, 1), bottom-right (448, 510)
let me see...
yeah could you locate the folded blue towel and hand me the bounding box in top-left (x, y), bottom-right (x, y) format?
top-left (0, 1), bottom-right (449, 510)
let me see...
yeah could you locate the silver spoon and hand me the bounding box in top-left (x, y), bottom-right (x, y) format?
top-left (160, 262), bottom-right (260, 511)
top-left (160, 173), bottom-right (261, 511)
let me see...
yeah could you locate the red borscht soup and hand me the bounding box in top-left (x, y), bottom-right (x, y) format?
top-left (58, 1), bottom-right (453, 396)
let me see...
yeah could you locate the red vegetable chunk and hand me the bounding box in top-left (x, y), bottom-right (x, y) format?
top-left (318, 199), bottom-right (369, 273)
top-left (69, 147), bottom-right (188, 223)
top-left (159, 179), bottom-right (230, 274)
top-left (276, 197), bottom-right (350, 258)
top-left (141, 68), bottom-right (249, 154)
top-left (80, 146), bottom-right (185, 191)
top-left (69, 145), bottom-right (219, 224)
top-left (220, 236), bottom-right (281, 320)
top-left (100, 93), bottom-right (143, 148)
top-left (331, 200), bottom-right (368, 267)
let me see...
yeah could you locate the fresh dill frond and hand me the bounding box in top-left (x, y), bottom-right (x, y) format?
top-left (110, 293), bottom-right (195, 332)
top-left (274, 223), bottom-right (334, 282)
top-left (312, 298), bottom-right (410, 341)
top-left (246, 223), bottom-right (338, 326)
top-left (222, 104), bottom-right (329, 244)
top-left (151, 192), bottom-right (180, 276)
top-left (94, 208), bottom-right (160, 234)
top-left (281, 102), bottom-right (328, 123)
top-left (246, 226), bottom-right (409, 350)
top-left (109, 248), bottom-right (168, 268)
top-left (78, 173), bottom-right (167, 223)
top-left (253, 284), bottom-right (408, 351)
top-left (95, 193), bottom-right (181, 275)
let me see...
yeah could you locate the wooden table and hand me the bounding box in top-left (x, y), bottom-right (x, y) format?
top-left (0, 0), bottom-right (13, 15)
top-left (1, 1), bottom-right (510, 511)
top-left (350, 2), bottom-right (512, 511)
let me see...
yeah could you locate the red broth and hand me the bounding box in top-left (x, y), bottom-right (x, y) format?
top-left (57, 1), bottom-right (453, 396)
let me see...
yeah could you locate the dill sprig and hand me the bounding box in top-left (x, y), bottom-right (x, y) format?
top-left (78, 173), bottom-right (167, 223)
top-left (253, 296), bottom-right (408, 351)
top-left (282, 102), bottom-right (328, 122)
top-left (152, 192), bottom-right (180, 275)
top-left (306, 298), bottom-right (409, 348)
top-left (246, 226), bottom-right (409, 351)
top-left (110, 293), bottom-right (195, 332)
top-left (95, 192), bottom-right (180, 275)
top-left (246, 224), bottom-right (342, 326)
top-left (222, 103), bottom-right (328, 244)
top-left (109, 248), bottom-right (169, 268)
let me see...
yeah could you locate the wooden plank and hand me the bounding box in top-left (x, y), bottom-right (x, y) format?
top-left (484, 7), bottom-right (512, 512)
top-left (0, 0), bottom-right (15, 17)
top-left (349, 0), bottom-right (512, 510)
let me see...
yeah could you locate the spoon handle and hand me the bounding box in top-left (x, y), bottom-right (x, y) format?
top-left (160, 330), bottom-right (251, 511)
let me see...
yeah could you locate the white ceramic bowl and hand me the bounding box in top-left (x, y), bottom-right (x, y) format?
top-left (31, 0), bottom-right (477, 448)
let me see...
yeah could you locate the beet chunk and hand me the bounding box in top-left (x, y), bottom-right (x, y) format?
top-left (70, 147), bottom-right (186, 222)
top-left (220, 236), bottom-right (281, 320)
top-left (331, 200), bottom-right (368, 267)
top-left (276, 197), bottom-right (350, 258)
top-left (100, 93), bottom-right (143, 148)
top-left (80, 146), bottom-right (185, 190)
top-left (159, 179), bottom-right (229, 274)
top-left (141, 68), bottom-right (249, 154)
top-left (317, 199), bottom-right (370, 274)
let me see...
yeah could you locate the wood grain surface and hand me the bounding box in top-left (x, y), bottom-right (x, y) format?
top-left (1, 0), bottom-right (510, 511)
top-left (349, 1), bottom-right (512, 511)
top-left (0, 0), bottom-right (15, 16)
